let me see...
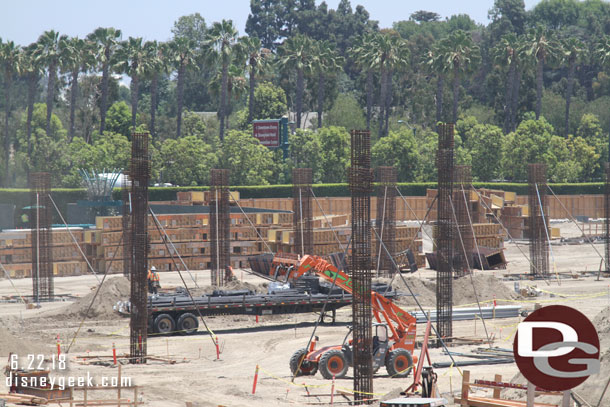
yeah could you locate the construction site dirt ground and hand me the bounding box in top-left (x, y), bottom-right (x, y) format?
top-left (0, 221), bottom-right (609, 406)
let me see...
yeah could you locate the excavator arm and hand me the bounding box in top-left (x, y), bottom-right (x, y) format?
top-left (288, 255), bottom-right (417, 350)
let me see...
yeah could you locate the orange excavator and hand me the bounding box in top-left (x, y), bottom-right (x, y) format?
top-left (281, 254), bottom-right (418, 380)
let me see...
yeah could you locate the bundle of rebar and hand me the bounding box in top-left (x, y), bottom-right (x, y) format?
top-left (528, 164), bottom-right (549, 277)
top-left (29, 172), bottom-right (53, 302)
top-left (454, 165), bottom-right (473, 277)
top-left (436, 123), bottom-right (455, 344)
top-left (129, 133), bottom-right (150, 364)
top-left (375, 166), bottom-right (396, 276)
top-left (349, 130), bottom-right (374, 402)
top-left (210, 169), bottom-right (231, 286)
top-left (605, 163), bottom-right (610, 274)
top-left (121, 177), bottom-right (131, 278)
top-left (292, 168), bottom-right (313, 256)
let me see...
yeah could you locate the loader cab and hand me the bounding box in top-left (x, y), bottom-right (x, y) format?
top-left (372, 324), bottom-right (389, 368)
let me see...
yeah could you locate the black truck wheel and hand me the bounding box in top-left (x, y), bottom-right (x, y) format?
top-left (289, 348), bottom-right (318, 376)
top-left (385, 349), bottom-right (413, 378)
top-left (153, 314), bottom-right (175, 334)
top-left (319, 349), bottom-right (349, 379)
top-left (177, 313), bottom-right (199, 335)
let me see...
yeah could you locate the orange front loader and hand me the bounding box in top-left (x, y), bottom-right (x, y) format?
top-left (284, 255), bottom-right (418, 379)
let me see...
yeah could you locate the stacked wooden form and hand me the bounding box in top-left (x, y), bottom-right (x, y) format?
top-left (0, 228), bottom-right (94, 279)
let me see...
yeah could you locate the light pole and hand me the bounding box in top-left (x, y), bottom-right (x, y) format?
top-left (397, 120), bottom-right (416, 136)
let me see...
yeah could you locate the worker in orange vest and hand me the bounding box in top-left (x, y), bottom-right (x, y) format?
top-left (147, 266), bottom-right (161, 294)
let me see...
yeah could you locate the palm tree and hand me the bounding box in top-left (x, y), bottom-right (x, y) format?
top-left (492, 34), bottom-right (526, 134)
top-left (143, 41), bottom-right (167, 138)
top-left (210, 64), bottom-right (248, 129)
top-left (115, 37), bottom-right (147, 128)
top-left (561, 38), bottom-right (584, 137)
top-left (33, 30), bottom-right (64, 138)
top-left (525, 26), bottom-right (559, 120)
top-left (350, 32), bottom-right (379, 131)
top-left (60, 36), bottom-right (94, 141)
top-left (278, 34), bottom-right (314, 129)
top-left (237, 36), bottom-right (270, 123)
top-left (594, 35), bottom-right (610, 143)
top-left (205, 20), bottom-right (239, 140)
top-left (425, 41), bottom-right (447, 124)
top-left (312, 40), bottom-right (344, 128)
top-left (0, 40), bottom-right (21, 186)
top-left (438, 30), bottom-right (480, 124)
top-left (18, 44), bottom-right (41, 164)
top-left (169, 37), bottom-right (197, 139)
top-left (87, 27), bottom-right (122, 134)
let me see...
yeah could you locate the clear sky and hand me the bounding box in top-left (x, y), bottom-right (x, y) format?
top-left (2, 0), bottom-right (543, 46)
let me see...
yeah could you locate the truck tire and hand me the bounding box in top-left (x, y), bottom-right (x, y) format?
top-left (319, 349), bottom-right (348, 379)
top-left (153, 314), bottom-right (175, 334)
top-left (177, 313), bottom-right (199, 335)
top-left (385, 349), bottom-right (413, 378)
top-left (289, 348), bottom-right (318, 376)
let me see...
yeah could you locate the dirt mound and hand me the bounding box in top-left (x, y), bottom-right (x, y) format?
top-left (593, 305), bottom-right (610, 335)
top-left (453, 274), bottom-right (519, 306)
top-left (374, 276), bottom-right (436, 307)
top-left (59, 276), bottom-right (130, 319)
top-left (0, 320), bottom-right (48, 356)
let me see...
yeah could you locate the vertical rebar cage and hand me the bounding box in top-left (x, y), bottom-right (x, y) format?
top-left (528, 163), bottom-right (549, 277)
top-left (122, 175), bottom-right (132, 277)
top-left (210, 168), bottom-right (231, 286)
top-left (292, 168), bottom-right (313, 256)
top-left (129, 133), bottom-right (150, 364)
top-left (375, 166), bottom-right (397, 276)
top-left (30, 172), bottom-right (53, 302)
top-left (606, 163), bottom-right (610, 274)
top-left (349, 130), bottom-right (373, 402)
top-left (436, 123), bottom-right (454, 344)
top-left (454, 165), bottom-right (473, 276)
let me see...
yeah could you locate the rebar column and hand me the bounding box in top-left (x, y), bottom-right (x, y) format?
top-left (129, 133), bottom-right (150, 364)
top-left (528, 163), bottom-right (549, 277)
top-left (30, 172), bottom-right (53, 302)
top-left (606, 163), bottom-right (610, 274)
top-left (454, 165), bottom-right (473, 276)
top-left (210, 169), bottom-right (230, 286)
top-left (292, 168), bottom-right (313, 256)
top-left (349, 130), bottom-right (373, 402)
top-left (122, 177), bottom-right (131, 277)
top-left (375, 166), bottom-right (397, 276)
top-left (436, 123), bottom-right (454, 345)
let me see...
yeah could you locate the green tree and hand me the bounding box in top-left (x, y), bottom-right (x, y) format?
top-left (350, 32), bottom-right (378, 130)
top-left (278, 34), bottom-right (315, 129)
top-left (0, 39), bottom-right (20, 186)
top-left (219, 130), bottom-right (276, 185)
top-left (312, 40), bottom-right (344, 128)
top-left (288, 129), bottom-right (322, 179)
top-left (458, 118), bottom-right (504, 181)
top-left (326, 93), bottom-right (366, 130)
top-left (251, 81), bottom-right (287, 120)
top-left (425, 39), bottom-right (448, 124)
top-left (143, 41), bottom-right (168, 138)
top-left (525, 26), bottom-right (560, 120)
top-left (169, 37), bottom-right (198, 139)
top-left (33, 30), bottom-right (64, 138)
top-left (316, 126), bottom-right (350, 182)
top-left (205, 19), bottom-right (240, 140)
top-left (60, 36), bottom-right (94, 141)
top-left (171, 13), bottom-right (207, 45)
top-left (372, 128), bottom-right (419, 181)
top-left (237, 36), bottom-right (271, 124)
top-left (560, 38), bottom-right (584, 137)
top-left (87, 27), bottom-right (122, 134)
top-left (159, 135), bottom-right (218, 186)
top-left (115, 37), bottom-right (148, 128)
top-left (105, 101), bottom-right (131, 139)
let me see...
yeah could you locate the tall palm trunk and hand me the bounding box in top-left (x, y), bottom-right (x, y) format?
top-left (219, 61), bottom-right (229, 140)
top-left (378, 63), bottom-right (387, 137)
top-left (3, 70), bottom-right (11, 187)
top-left (565, 58), bottom-right (575, 137)
top-left (296, 67), bottom-right (304, 129)
top-left (69, 69), bottom-right (79, 142)
top-left (452, 67), bottom-right (460, 124)
top-left (510, 67), bottom-right (523, 132)
top-left (176, 63), bottom-right (185, 139)
top-left (100, 48), bottom-right (110, 134)
top-left (130, 72), bottom-right (139, 129)
top-left (503, 60), bottom-right (516, 134)
top-left (26, 74), bottom-right (36, 158)
top-left (436, 74), bottom-right (444, 123)
top-left (366, 69), bottom-right (373, 130)
top-left (150, 72), bottom-right (158, 138)
top-left (317, 70), bottom-right (325, 129)
top-left (535, 56), bottom-right (543, 120)
top-left (46, 61), bottom-right (57, 137)
top-left (248, 62), bottom-right (256, 124)
top-left (383, 70), bottom-right (393, 137)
